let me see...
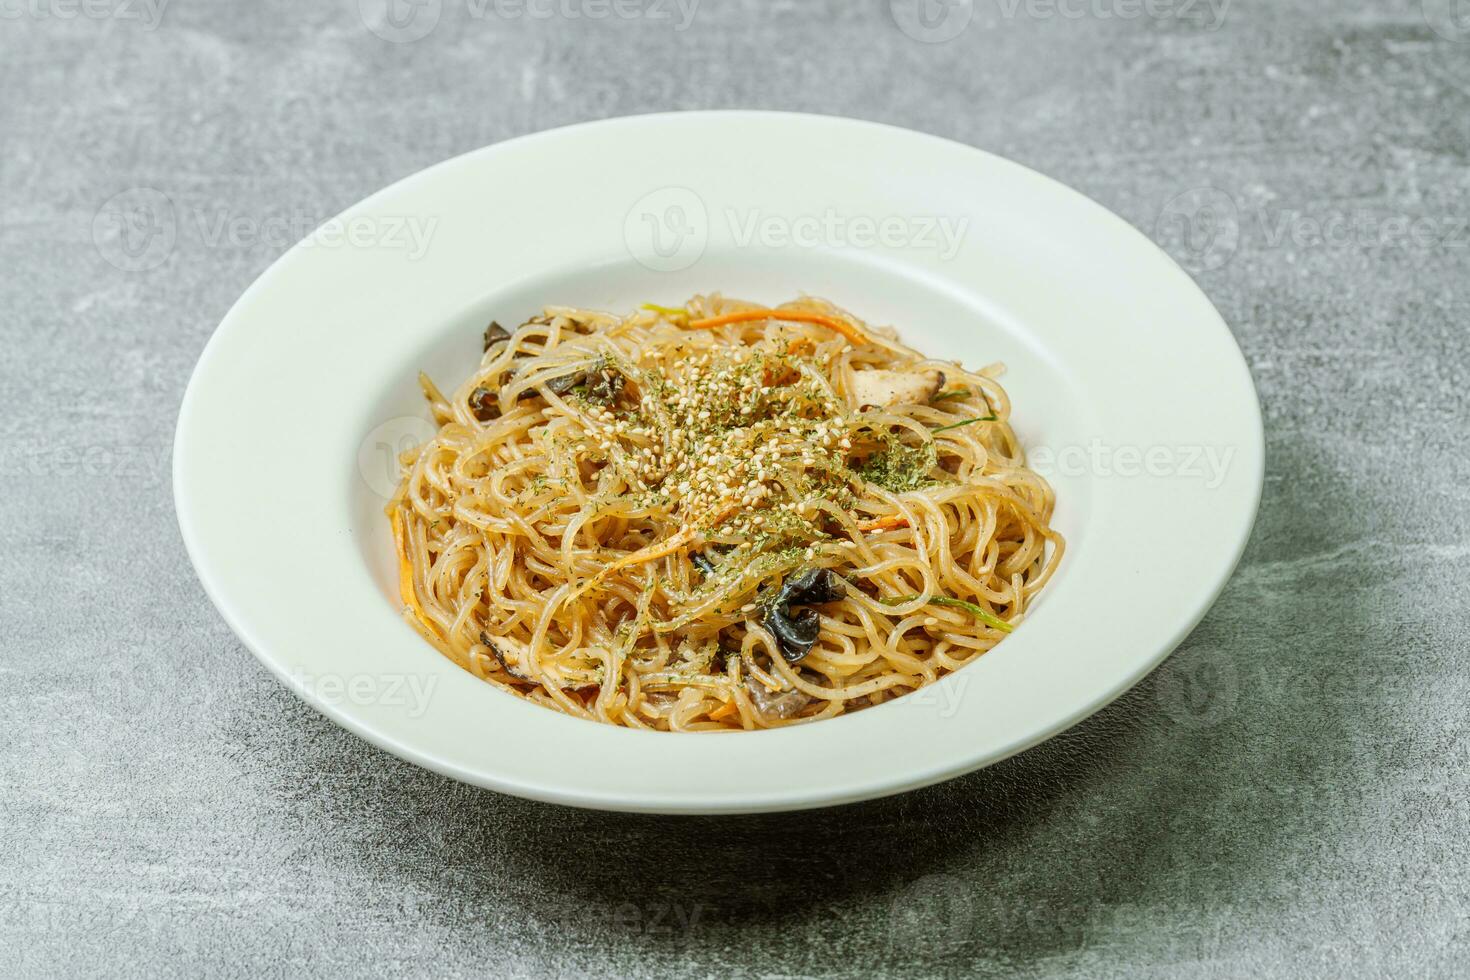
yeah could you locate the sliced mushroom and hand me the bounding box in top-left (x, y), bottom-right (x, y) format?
top-left (745, 678), bottom-right (813, 720)
top-left (480, 631), bottom-right (532, 681)
top-left (480, 632), bottom-right (604, 689)
top-left (848, 368), bottom-right (945, 410)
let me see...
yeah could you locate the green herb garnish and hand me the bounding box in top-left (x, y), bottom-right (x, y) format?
top-left (641, 303), bottom-right (689, 319)
top-left (856, 438), bottom-right (937, 493)
top-left (931, 416), bottom-right (996, 433)
top-left (930, 388), bottom-right (970, 403)
top-left (879, 594), bottom-right (1014, 632)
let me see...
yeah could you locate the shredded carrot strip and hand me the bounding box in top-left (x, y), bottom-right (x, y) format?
top-left (391, 508), bottom-right (442, 639)
top-left (686, 308), bottom-right (869, 346)
top-left (708, 701), bottom-right (740, 722)
top-left (857, 515), bottom-right (909, 532)
top-left (589, 526), bottom-right (698, 586)
top-left (579, 502), bottom-right (742, 596)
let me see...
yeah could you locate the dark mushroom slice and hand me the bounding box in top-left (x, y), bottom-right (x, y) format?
top-left (482, 320), bottom-right (511, 352)
top-left (468, 386), bottom-right (500, 421)
top-left (484, 365), bottom-right (577, 404)
top-left (690, 551), bottom-right (718, 577)
top-left (713, 632), bottom-right (742, 672)
top-left (543, 370), bottom-right (584, 397)
top-left (535, 363), bottom-right (624, 403)
top-left (480, 631), bottom-right (532, 681)
top-left (585, 367), bottom-right (624, 404)
top-left (761, 567), bottom-right (846, 663)
top-left (745, 677), bottom-right (814, 720)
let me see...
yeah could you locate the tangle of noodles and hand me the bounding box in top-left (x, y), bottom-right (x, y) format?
top-left (388, 296), bottom-right (1064, 731)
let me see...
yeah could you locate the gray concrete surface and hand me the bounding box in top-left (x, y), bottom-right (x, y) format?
top-left (3, 0), bottom-right (1469, 976)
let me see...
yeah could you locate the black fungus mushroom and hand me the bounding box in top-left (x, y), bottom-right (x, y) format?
top-left (497, 366), bottom-right (572, 403)
top-left (585, 367), bottom-right (624, 404)
top-left (482, 320), bottom-right (510, 352)
top-left (714, 632), bottom-right (741, 671)
top-left (691, 551), bottom-right (718, 577)
top-left (468, 386), bottom-right (500, 421)
top-left (538, 364), bottom-right (624, 403)
top-left (544, 371), bottom-right (582, 396)
top-left (478, 319), bottom-right (610, 407)
top-left (761, 567), bottom-right (846, 663)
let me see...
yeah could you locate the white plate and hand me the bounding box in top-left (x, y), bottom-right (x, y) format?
top-left (174, 112), bottom-right (1262, 814)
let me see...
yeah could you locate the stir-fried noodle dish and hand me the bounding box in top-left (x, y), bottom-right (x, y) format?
top-left (389, 296), bottom-right (1063, 731)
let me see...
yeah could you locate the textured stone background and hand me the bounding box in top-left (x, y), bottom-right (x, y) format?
top-left (3, 0), bottom-right (1468, 976)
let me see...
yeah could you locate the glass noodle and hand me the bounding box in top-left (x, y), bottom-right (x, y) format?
top-left (388, 296), bottom-right (1063, 731)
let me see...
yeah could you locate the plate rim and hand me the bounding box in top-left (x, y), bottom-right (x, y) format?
top-left (174, 110), bottom-right (1264, 813)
